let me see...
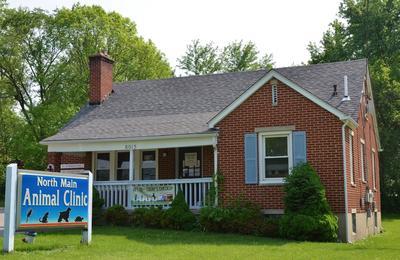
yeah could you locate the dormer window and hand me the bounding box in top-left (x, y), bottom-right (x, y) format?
top-left (272, 85), bottom-right (278, 106)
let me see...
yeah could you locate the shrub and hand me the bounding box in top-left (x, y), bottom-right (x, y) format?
top-left (205, 170), bottom-right (224, 206)
top-left (92, 187), bottom-right (105, 225)
top-left (131, 207), bottom-right (147, 226)
top-left (226, 196), bottom-right (261, 234)
top-left (257, 218), bottom-right (280, 238)
top-left (280, 214), bottom-right (338, 241)
top-left (142, 207), bottom-right (164, 228)
top-left (199, 196), bottom-right (266, 235)
top-left (131, 207), bottom-right (165, 228)
top-left (163, 190), bottom-right (196, 230)
top-left (199, 206), bottom-right (232, 232)
top-left (280, 163), bottom-right (338, 241)
top-left (104, 205), bottom-right (130, 226)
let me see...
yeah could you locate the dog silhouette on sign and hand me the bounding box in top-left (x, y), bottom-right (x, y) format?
top-left (39, 212), bottom-right (49, 223)
top-left (58, 207), bottom-right (71, 222)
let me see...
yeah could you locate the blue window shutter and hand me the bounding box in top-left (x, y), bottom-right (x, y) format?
top-left (292, 131), bottom-right (307, 166)
top-left (244, 133), bottom-right (258, 184)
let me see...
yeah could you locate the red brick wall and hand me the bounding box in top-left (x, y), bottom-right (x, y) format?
top-left (216, 79), bottom-right (345, 213)
top-left (346, 90), bottom-right (380, 213)
top-left (48, 152), bottom-right (92, 171)
top-left (89, 53), bottom-right (114, 105)
top-left (47, 152), bottom-right (61, 172)
top-left (202, 145), bottom-right (214, 177)
top-left (158, 148), bottom-right (176, 179)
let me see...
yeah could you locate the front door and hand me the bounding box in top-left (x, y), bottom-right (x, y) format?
top-left (179, 147), bottom-right (202, 178)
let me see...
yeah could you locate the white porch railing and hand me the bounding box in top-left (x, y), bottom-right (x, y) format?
top-left (94, 178), bottom-right (213, 210)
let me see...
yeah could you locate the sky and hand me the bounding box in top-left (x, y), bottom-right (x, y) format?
top-left (8, 0), bottom-right (342, 70)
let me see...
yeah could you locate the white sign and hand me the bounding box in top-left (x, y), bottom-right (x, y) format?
top-left (60, 164), bottom-right (84, 169)
top-left (3, 164), bottom-right (93, 253)
top-left (184, 153), bottom-right (198, 167)
top-left (132, 185), bottom-right (175, 208)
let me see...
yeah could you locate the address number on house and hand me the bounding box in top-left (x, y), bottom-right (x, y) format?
top-left (124, 144), bottom-right (136, 150)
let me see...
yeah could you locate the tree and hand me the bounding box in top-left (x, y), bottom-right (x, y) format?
top-left (280, 163), bottom-right (338, 241)
top-left (0, 3), bottom-right (173, 171)
top-left (308, 0), bottom-right (400, 212)
top-left (177, 39), bottom-right (221, 75)
top-left (221, 41), bottom-right (261, 72)
top-left (307, 20), bottom-right (353, 63)
top-left (177, 40), bottom-right (274, 75)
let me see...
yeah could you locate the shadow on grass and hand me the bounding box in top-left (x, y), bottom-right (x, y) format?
top-left (381, 213), bottom-right (400, 222)
top-left (91, 225), bottom-right (324, 247)
top-left (5, 230), bottom-right (83, 253)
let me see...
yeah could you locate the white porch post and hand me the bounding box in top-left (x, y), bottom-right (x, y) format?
top-left (213, 136), bottom-right (218, 207)
top-left (127, 148), bottom-right (134, 209)
top-left (129, 148), bottom-right (134, 181)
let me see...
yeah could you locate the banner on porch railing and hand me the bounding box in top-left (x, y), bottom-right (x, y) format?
top-left (131, 185), bottom-right (175, 207)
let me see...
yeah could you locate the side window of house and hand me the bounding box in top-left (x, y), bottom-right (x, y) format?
top-left (372, 150), bottom-right (376, 189)
top-left (361, 140), bottom-right (366, 182)
top-left (260, 132), bottom-right (291, 183)
top-left (117, 152), bottom-right (130, 180)
top-left (96, 153), bottom-right (110, 181)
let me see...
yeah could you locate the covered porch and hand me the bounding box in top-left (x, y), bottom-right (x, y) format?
top-left (45, 133), bottom-right (218, 210)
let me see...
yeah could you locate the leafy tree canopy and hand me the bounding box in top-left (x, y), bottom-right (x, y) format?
top-left (178, 39), bottom-right (273, 75)
top-left (308, 0), bottom-right (400, 212)
top-left (0, 3), bottom-right (172, 171)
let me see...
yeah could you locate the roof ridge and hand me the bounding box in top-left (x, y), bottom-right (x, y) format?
top-left (275, 58), bottom-right (367, 70)
top-left (113, 69), bottom-right (268, 86)
top-left (114, 59), bottom-right (367, 86)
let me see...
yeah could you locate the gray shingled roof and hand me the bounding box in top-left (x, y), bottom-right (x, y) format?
top-left (42, 59), bottom-right (367, 143)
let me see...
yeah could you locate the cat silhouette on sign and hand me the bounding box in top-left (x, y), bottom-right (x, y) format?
top-left (58, 207), bottom-right (71, 222)
top-left (39, 212), bottom-right (49, 223)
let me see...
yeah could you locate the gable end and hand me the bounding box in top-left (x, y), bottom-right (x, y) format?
top-left (208, 70), bottom-right (358, 129)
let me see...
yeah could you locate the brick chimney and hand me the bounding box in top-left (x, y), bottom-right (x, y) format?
top-left (89, 51), bottom-right (114, 105)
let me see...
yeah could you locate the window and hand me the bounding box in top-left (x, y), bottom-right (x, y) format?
top-left (142, 151), bottom-right (156, 180)
top-left (117, 152), bottom-right (130, 180)
top-left (349, 132), bottom-right (355, 184)
top-left (272, 85), bottom-right (278, 106)
top-left (372, 150), bottom-right (376, 189)
top-left (352, 213), bottom-right (357, 234)
top-left (361, 140), bottom-right (366, 182)
top-left (259, 132), bottom-right (292, 184)
top-left (374, 212), bottom-right (378, 228)
top-left (96, 153), bottom-right (110, 181)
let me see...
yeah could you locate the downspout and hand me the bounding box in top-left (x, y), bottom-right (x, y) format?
top-left (342, 122), bottom-right (350, 243)
top-left (213, 133), bottom-right (219, 207)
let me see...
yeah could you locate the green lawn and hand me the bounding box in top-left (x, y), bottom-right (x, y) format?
top-left (1, 215), bottom-right (400, 259)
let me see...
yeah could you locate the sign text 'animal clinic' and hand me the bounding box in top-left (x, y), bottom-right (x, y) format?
top-left (17, 171), bottom-right (89, 230)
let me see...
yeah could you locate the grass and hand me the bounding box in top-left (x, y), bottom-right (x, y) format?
top-left (1, 215), bottom-right (400, 259)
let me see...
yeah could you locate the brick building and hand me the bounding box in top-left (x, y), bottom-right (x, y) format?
top-left (41, 53), bottom-right (381, 242)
